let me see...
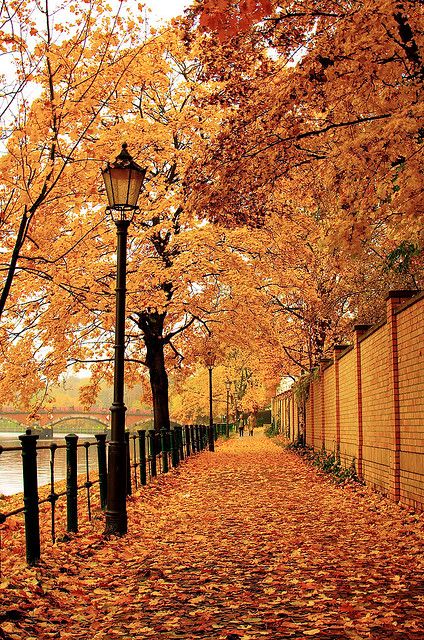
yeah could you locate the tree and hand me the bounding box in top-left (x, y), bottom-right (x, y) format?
top-left (0, 17), bottom-right (241, 430)
top-left (2, 0), bottom-right (421, 423)
top-left (187, 1), bottom-right (423, 250)
top-left (178, 202), bottom-right (419, 399)
top-left (0, 0), bottom-right (154, 407)
top-left (193, 0), bottom-right (273, 40)
top-left (79, 29), bottom-right (236, 431)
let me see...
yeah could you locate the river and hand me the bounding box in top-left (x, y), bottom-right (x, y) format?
top-left (0, 432), bottom-right (100, 496)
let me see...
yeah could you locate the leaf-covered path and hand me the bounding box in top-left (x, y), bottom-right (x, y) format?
top-left (3, 431), bottom-right (424, 640)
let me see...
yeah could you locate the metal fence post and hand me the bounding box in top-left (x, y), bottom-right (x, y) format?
top-left (176, 426), bottom-right (184, 461)
top-left (170, 430), bottom-right (179, 468)
top-left (149, 429), bottom-right (157, 478)
top-left (180, 425), bottom-right (185, 460)
top-left (138, 429), bottom-right (147, 486)
top-left (185, 425), bottom-right (191, 457)
top-left (190, 425), bottom-right (195, 453)
top-left (19, 429), bottom-right (40, 565)
top-left (65, 433), bottom-right (78, 534)
top-left (131, 434), bottom-right (138, 491)
top-left (161, 428), bottom-right (169, 473)
top-left (125, 431), bottom-right (132, 496)
top-left (189, 425), bottom-right (194, 453)
top-left (95, 433), bottom-right (107, 510)
top-left (175, 428), bottom-right (181, 465)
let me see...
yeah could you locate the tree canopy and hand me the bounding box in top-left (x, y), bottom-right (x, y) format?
top-left (188, 1), bottom-right (423, 243)
top-left (0, 0), bottom-right (421, 421)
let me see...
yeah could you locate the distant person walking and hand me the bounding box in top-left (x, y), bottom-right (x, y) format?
top-left (238, 417), bottom-right (244, 437)
top-left (247, 413), bottom-right (257, 436)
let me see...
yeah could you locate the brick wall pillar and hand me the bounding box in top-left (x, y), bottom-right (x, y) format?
top-left (280, 397), bottom-right (283, 433)
top-left (287, 396), bottom-right (291, 439)
top-left (387, 290), bottom-right (416, 502)
top-left (320, 365), bottom-right (325, 450)
top-left (333, 345), bottom-right (349, 457)
top-left (310, 379), bottom-right (315, 449)
top-left (278, 397), bottom-right (282, 433)
top-left (319, 359), bottom-right (332, 450)
top-left (354, 325), bottom-right (371, 480)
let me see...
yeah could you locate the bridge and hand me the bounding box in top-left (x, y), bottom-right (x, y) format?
top-left (0, 407), bottom-right (153, 434)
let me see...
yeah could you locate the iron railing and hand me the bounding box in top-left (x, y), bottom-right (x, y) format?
top-left (0, 423), bottom-right (234, 566)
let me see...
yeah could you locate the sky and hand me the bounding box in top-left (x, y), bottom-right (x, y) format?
top-left (144, 0), bottom-right (192, 24)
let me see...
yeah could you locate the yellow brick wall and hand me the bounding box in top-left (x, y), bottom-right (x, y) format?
top-left (397, 297), bottom-right (424, 508)
top-left (338, 349), bottom-right (358, 468)
top-left (305, 394), bottom-right (313, 447)
top-left (323, 367), bottom-right (337, 451)
top-left (289, 396), bottom-right (299, 442)
top-left (360, 323), bottom-right (393, 495)
top-left (273, 293), bottom-right (423, 510)
top-left (295, 397), bottom-right (300, 441)
top-left (312, 379), bottom-right (322, 450)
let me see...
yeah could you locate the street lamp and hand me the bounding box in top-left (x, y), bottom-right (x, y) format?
top-left (102, 143), bottom-right (146, 536)
top-left (233, 378), bottom-right (240, 429)
top-left (205, 350), bottom-right (216, 452)
top-left (225, 380), bottom-right (232, 438)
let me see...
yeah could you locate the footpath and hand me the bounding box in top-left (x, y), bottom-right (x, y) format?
top-left (1, 431), bottom-right (423, 640)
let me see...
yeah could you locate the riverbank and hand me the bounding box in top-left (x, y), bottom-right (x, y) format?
top-left (0, 432), bottom-right (100, 496)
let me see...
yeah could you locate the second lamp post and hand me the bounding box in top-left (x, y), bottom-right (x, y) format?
top-left (101, 143), bottom-right (146, 536)
top-left (225, 380), bottom-right (232, 438)
top-left (205, 350), bottom-right (216, 451)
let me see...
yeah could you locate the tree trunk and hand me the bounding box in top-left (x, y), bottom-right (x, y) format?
top-left (144, 331), bottom-right (171, 432)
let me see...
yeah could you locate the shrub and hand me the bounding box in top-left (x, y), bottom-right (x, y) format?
top-left (286, 442), bottom-right (362, 485)
top-left (264, 422), bottom-right (280, 437)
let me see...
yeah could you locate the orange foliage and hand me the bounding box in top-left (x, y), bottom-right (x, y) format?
top-left (0, 0), bottom-right (421, 419)
top-left (198, 0), bottom-right (273, 40)
top-left (188, 1), bottom-right (423, 246)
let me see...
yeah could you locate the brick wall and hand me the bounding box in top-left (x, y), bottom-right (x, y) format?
top-left (272, 290), bottom-right (424, 511)
top-left (337, 348), bottom-right (358, 469)
top-left (360, 322), bottom-right (393, 495)
top-left (397, 296), bottom-right (424, 510)
top-left (305, 392), bottom-right (313, 447)
top-left (312, 379), bottom-right (322, 450)
top-left (323, 365), bottom-right (336, 452)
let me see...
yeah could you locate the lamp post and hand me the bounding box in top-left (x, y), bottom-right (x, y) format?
top-left (102, 143), bottom-right (146, 536)
top-left (225, 380), bottom-right (231, 438)
top-left (233, 378), bottom-right (240, 429)
top-left (205, 350), bottom-right (216, 452)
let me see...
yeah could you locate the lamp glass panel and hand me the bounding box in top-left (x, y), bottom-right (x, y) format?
top-left (205, 352), bottom-right (216, 368)
top-left (104, 167), bottom-right (144, 208)
top-left (126, 169), bottom-right (144, 207)
top-left (102, 169), bottom-right (114, 208)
